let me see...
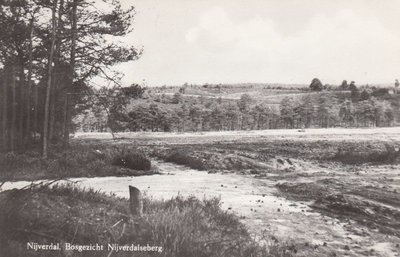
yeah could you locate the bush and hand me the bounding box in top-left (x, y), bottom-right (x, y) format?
top-left (165, 150), bottom-right (205, 170)
top-left (333, 142), bottom-right (399, 164)
top-left (111, 148), bottom-right (151, 171)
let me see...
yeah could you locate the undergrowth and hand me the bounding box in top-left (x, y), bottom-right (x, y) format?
top-left (165, 150), bottom-right (206, 170)
top-left (0, 184), bottom-right (294, 257)
top-left (0, 144), bottom-right (155, 181)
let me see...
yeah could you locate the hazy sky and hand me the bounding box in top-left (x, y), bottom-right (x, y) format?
top-left (114, 0), bottom-right (400, 86)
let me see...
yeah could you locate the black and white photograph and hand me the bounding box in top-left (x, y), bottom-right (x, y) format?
top-left (0, 0), bottom-right (400, 256)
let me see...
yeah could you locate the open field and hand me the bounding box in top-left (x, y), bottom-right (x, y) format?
top-left (2, 127), bottom-right (400, 256)
top-left (80, 127), bottom-right (400, 256)
top-left (154, 89), bottom-right (315, 104)
top-left (74, 127), bottom-right (400, 144)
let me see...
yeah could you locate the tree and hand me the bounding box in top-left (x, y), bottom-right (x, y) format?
top-left (0, 1), bottom-right (34, 151)
top-left (189, 105), bottom-right (202, 131)
top-left (309, 78), bottom-right (323, 91)
top-left (339, 100), bottom-right (354, 127)
top-left (1, 70), bottom-right (8, 151)
top-left (339, 80), bottom-right (348, 90)
top-left (355, 100), bottom-right (375, 127)
top-left (348, 81), bottom-right (359, 102)
top-left (237, 94), bottom-right (252, 112)
top-left (349, 81), bottom-right (357, 91)
top-left (316, 93), bottom-right (339, 128)
top-left (177, 104), bottom-right (189, 131)
top-left (360, 90), bottom-right (370, 101)
top-left (252, 104), bottom-right (272, 130)
top-left (179, 83), bottom-right (187, 94)
top-left (210, 104), bottom-right (225, 131)
top-left (373, 100), bottom-right (394, 127)
top-left (225, 103), bottom-right (240, 130)
top-left (280, 97), bottom-right (296, 128)
top-left (237, 94), bottom-right (252, 129)
top-left (0, 0), bottom-right (141, 154)
top-left (298, 94), bottom-right (316, 128)
top-left (42, 0), bottom-right (58, 158)
top-left (172, 92), bottom-right (182, 104)
top-left (25, 13), bottom-right (35, 144)
top-left (95, 84), bottom-right (145, 136)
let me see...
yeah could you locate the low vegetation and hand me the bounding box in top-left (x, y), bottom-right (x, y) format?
top-left (333, 142), bottom-right (399, 164)
top-left (0, 183), bottom-right (293, 257)
top-left (147, 139), bottom-right (400, 175)
top-left (0, 144), bottom-right (156, 182)
top-left (277, 179), bottom-right (400, 237)
top-left (111, 147), bottom-right (152, 171)
top-left (164, 150), bottom-right (207, 170)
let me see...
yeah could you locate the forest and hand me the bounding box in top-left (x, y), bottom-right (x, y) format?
top-left (75, 81), bottom-right (400, 133)
top-left (0, 0), bottom-right (140, 156)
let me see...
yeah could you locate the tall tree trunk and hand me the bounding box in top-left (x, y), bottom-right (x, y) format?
top-left (48, 82), bottom-right (56, 141)
top-left (10, 66), bottom-right (16, 152)
top-left (26, 17), bottom-right (34, 144)
top-left (18, 65), bottom-right (25, 149)
top-left (49, 0), bottom-right (64, 141)
top-left (1, 72), bottom-right (8, 151)
top-left (63, 0), bottom-right (77, 145)
top-left (33, 82), bottom-right (39, 142)
top-left (43, 0), bottom-right (58, 158)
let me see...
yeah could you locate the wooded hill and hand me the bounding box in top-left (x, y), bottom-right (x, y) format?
top-left (75, 82), bottom-right (400, 133)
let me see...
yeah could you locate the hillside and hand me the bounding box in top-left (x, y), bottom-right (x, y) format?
top-left (74, 83), bottom-right (400, 133)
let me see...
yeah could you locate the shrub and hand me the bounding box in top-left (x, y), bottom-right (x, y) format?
top-left (333, 142), bottom-right (399, 164)
top-left (165, 150), bottom-right (205, 170)
top-left (111, 148), bottom-right (151, 171)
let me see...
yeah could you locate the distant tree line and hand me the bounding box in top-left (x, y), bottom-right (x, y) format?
top-left (77, 82), bottom-right (398, 133)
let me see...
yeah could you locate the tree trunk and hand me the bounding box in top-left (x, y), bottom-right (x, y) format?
top-left (63, 0), bottom-right (77, 145)
top-left (18, 65), bottom-right (25, 149)
top-left (49, 0), bottom-right (64, 142)
top-left (43, 0), bottom-right (58, 158)
top-left (33, 82), bottom-right (39, 142)
top-left (10, 66), bottom-right (16, 152)
top-left (48, 83), bottom-right (56, 141)
top-left (1, 71), bottom-right (8, 151)
top-left (25, 17), bottom-right (34, 144)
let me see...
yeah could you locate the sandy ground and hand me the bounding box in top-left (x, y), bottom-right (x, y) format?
top-left (3, 159), bottom-right (399, 257)
top-left (3, 127), bottom-right (400, 256)
top-left (72, 127), bottom-right (400, 256)
top-left (74, 127), bottom-right (400, 144)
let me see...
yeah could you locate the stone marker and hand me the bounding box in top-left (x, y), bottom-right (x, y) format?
top-left (129, 186), bottom-right (143, 217)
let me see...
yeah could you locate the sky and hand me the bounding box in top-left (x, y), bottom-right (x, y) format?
top-left (113, 0), bottom-right (400, 87)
